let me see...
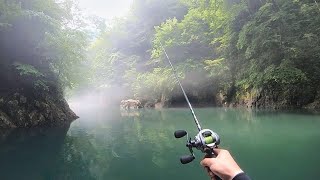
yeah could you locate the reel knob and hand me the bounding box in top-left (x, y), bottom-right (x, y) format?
top-left (174, 130), bottom-right (187, 138)
top-left (215, 133), bottom-right (221, 146)
top-left (180, 155), bottom-right (195, 164)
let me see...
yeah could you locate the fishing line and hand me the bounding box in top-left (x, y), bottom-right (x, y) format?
top-left (159, 41), bottom-right (221, 180)
top-left (159, 41), bottom-right (202, 131)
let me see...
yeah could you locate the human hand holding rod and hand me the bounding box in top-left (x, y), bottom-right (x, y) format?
top-left (162, 42), bottom-right (250, 180)
top-left (201, 149), bottom-right (251, 180)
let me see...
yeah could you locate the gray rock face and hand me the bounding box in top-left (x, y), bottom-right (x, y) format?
top-left (0, 92), bottom-right (78, 128)
top-left (304, 90), bottom-right (320, 109)
top-left (229, 87), bottom-right (320, 110)
top-left (0, 111), bottom-right (16, 128)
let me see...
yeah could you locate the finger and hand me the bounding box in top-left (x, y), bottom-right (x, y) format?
top-left (206, 170), bottom-right (213, 177)
top-left (200, 158), bottom-right (217, 167)
top-left (200, 158), bottom-right (210, 167)
top-left (208, 171), bottom-right (215, 177)
top-left (204, 167), bottom-right (210, 174)
top-left (205, 167), bottom-right (215, 177)
top-left (212, 148), bottom-right (223, 155)
top-left (204, 167), bottom-right (214, 179)
top-left (213, 148), bottom-right (224, 154)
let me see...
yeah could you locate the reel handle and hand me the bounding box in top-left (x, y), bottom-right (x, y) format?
top-left (180, 155), bottom-right (195, 164)
top-left (174, 130), bottom-right (187, 138)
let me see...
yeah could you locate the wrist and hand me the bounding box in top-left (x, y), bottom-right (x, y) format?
top-left (228, 169), bottom-right (244, 180)
top-left (231, 172), bottom-right (251, 180)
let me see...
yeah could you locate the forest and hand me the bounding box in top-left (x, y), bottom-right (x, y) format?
top-left (89, 0), bottom-right (320, 109)
top-left (0, 0), bottom-right (320, 127)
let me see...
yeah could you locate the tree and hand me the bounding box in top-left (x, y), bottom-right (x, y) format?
top-left (0, 0), bottom-right (90, 94)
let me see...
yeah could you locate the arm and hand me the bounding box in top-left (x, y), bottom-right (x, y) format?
top-left (232, 172), bottom-right (251, 180)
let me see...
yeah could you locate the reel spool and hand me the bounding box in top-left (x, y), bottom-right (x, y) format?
top-left (174, 129), bottom-right (220, 164)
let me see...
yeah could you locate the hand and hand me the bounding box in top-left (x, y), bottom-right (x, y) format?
top-left (200, 149), bottom-right (243, 180)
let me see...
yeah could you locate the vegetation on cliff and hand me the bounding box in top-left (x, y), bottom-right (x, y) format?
top-left (89, 0), bottom-right (320, 109)
top-left (0, 0), bottom-right (92, 127)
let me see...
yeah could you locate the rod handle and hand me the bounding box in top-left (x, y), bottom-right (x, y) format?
top-left (204, 149), bottom-right (222, 180)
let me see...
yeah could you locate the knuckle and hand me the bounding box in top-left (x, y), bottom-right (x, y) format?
top-left (221, 149), bottom-right (227, 153)
top-left (221, 149), bottom-right (230, 155)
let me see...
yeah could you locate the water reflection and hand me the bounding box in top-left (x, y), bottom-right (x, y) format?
top-left (0, 126), bottom-right (71, 180)
top-left (0, 108), bottom-right (319, 180)
top-left (67, 107), bottom-right (194, 180)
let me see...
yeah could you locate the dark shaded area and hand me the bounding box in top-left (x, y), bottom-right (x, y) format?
top-left (0, 2), bottom-right (59, 94)
top-left (0, 126), bottom-right (70, 180)
top-left (0, 124), bottom-right (97, 180)
top-left (0, 0), bottom-right (80, 128)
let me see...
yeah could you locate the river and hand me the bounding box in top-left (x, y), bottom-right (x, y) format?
top-left (0, 107), bottom-right (319, 180)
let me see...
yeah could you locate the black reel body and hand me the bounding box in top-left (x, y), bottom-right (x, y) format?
top-left (174, 129), bottom-right (220, 164)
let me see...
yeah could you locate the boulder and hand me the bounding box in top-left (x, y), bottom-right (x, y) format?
top-left (0, 92), bottom-right (78, 128)
top-left (120, 99), bottom-right (142, 109)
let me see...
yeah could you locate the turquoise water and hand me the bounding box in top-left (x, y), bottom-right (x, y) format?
top-left (0, 107), bottom-right (320, 180)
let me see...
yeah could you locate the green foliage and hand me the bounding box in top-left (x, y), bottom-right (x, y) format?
top-left (14, 63), bottom-right (44, 77)
top-left (0, 0), bottom-right (92, 94)
top-left (86, 0), bottom-right (320, 107)
top-left (13, 63), bottom-right (49, 91)
top-left (88, 0), bottom-right (188, 98)
top-left (204, 58), bottom-right (229, 83)
top-left (42, 28), bottom-right (89, 88)
top-left (237, 0), bottom-right (320, 89)
top-left (3, 0), bottom-right (318, 107)
top-left (34, 80), bottom-right (49, 91)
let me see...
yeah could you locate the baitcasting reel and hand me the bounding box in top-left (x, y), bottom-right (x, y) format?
top-left (174, 129), bottom-right (220, 164)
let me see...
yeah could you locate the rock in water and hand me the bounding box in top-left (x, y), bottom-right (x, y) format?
top-left (120, 99), bottom-right (142, 109)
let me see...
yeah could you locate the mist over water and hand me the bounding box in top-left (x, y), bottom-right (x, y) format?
top-left (71, 107), bottom-right (320, 180)
top-left (67, 86), bottom-right (132, 110)
top-left (0, 105), bottom-right (319, 180)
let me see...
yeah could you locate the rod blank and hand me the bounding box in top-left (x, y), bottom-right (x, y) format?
top-left (159, 42), bottom-right (202, 131)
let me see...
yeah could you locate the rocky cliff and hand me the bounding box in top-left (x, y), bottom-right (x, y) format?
top-left (0, 91), bottom-right (78, 128)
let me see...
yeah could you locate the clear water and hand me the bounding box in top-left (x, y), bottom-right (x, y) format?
top-left (0, 107), bottom-right (320, 180)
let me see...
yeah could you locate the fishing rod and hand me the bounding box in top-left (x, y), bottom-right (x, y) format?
top-left (159, 42), bottom-right (221, 166)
